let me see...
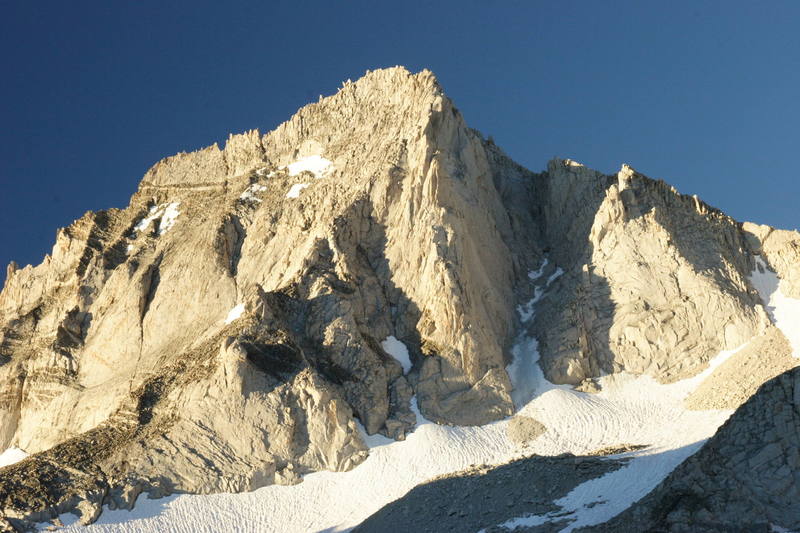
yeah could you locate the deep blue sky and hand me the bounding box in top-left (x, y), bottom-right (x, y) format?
top-left (2, 1), bottom-right (799, 284)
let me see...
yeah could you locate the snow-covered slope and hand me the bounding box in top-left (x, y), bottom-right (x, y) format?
top-left (55, 372), bottom-right (730, 532)
top-left (48, 259), bottom-right (796, 533)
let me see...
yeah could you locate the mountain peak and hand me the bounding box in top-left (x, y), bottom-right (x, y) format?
top-left (2, 68), bottom-right (800, 532)
top-left (138, 66), bottom-right (450, 192)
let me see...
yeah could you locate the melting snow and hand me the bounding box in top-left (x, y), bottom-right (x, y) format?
top-left (286, 183), bottom-right (310, 199)
top-left (282, 155), bottom-right (332, 199)
top-left (239, 183), bottom-right (267, 203)
top-left (381, 336), bottom-right (412, 374)
top-left (286, 155), bottom-right (333, 178)
top-left (158, 204), bottom-right (180, 235)
top-left (132, 203), bottom-right (181, 236)
top-left (132, 205), bottom-right (161, 233)
top-left (224, 304), bottom-right (245, 325)
top-left (0, 447), bottom-right (28, 468)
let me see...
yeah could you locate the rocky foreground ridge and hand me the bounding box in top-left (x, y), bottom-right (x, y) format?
top-left (1, 67), bottom-right (799, 531)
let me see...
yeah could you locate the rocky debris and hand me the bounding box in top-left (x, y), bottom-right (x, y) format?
top-left (685, 326), bottom-right (798, 410)
top-left (586, 444), bottom-right (649, 456)
top-left (507, 415), bottom-right (547, 446)
top-left (354, 453), bottom-right (627, 533)
top-left (582, 366), bottom-right (800, 532)
top-left (574, 378), bottom-right (602, 394)
top-left (0, 423), bottom-right (127, 530)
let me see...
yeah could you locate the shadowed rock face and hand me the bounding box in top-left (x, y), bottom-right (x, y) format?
top-left (354, 453), bottom-right (628, 533)
top-left (0, 66), bottom-right (795, 528)
top-left (531, 162), bottom-right (768, 385)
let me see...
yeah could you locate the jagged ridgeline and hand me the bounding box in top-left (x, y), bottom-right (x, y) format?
top-left (1, 67), bottom-right (799, 530)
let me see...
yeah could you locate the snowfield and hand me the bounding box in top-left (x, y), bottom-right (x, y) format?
top-left (37, 257), bottom-right (800, 532)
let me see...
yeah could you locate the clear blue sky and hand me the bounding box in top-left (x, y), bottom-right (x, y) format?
top-left (2, 1), bottom-right (799, 284)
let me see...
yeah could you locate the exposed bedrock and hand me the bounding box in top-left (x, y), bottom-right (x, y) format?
top-left (531, 161), bottom-right (769, 385)
top-left (0, 66), bottom-right (794, 528)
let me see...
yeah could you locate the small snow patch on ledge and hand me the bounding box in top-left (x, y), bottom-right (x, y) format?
top-left (0, 447), bottom-right (28, 467)
top-left (225, 304), bottom-right (245, 324)
top-left (287, 155), bottom-right (333, 178)
top-left (132, 202), bottom-right (181, 236)
top-left (240, 183), bottom-right (267, 203)
top-left (381, 336), bottom-right (412, 373)
top-left (286, 183), bottom-right (310, 199)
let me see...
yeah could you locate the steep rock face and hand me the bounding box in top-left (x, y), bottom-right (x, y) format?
top-left (531, 161), bottom-right (768, 384)
top-left (0, 68), bottom-right (533, 525)
top-left (0, 66), bottom-right (791, 528)
top-left (586, 366), bottom-right (800, 532)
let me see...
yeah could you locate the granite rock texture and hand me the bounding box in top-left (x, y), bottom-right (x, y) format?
top-left (0, 67), bottom-right (796, 529)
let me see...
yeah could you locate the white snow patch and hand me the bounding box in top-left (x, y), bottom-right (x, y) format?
top-left (286, 183), bottom-right (310, 199)
top-left (381, 336), bottom-right (412, 374)
top-left (125, 244), bottom-right (135, 255)
top-left (510, 259), bottom-right (565, 403)
top-left (0, 447), bottom-right (28, 467)
top-left (495, 341), bottom-right (743, 532)
top-left (224, 304), bottom-right (245, 325)
top-left (750, 255), bottom-right (800, 358)
top-left (239, 183), bottom-right (267, 203)
top-left (286, 155), bottom-right (333, 178)
top-left (132, 203), bottom-right (181, 236)
top-left (527, 258), bottom-right (549, 281)
top-left (517, 259), bottom-right (553, 323)
top-left (158, 203), bottom-right (180, 235)
top-left (132, 205), bottom-right (162, 233)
